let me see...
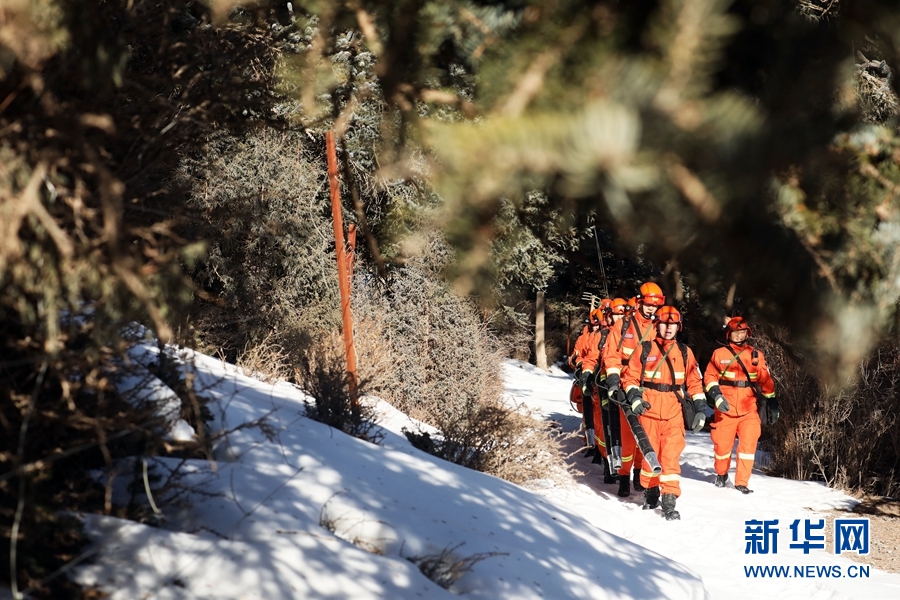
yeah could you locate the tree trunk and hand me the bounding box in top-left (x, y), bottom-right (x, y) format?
top-left (535, 289), bottom-right (548, 370)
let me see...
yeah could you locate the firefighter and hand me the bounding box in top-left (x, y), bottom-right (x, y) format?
top-left (569, 307), bottom-right (605, 450)
top-left (619, 306), bottom-right (706, 520)
top-left (704, 316), bottom-right (778, 494)
top-left (591, 298), bottom-right (629, 483)
top-left (602, 282), bottom-right (665, 497)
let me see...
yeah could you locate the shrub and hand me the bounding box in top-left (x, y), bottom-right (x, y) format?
top-left (352, 260), bottom-right (566, 485)
top-left (294, 327), bottom-right (383, 444)
top-left (178, 126), bottom-right (336, 359)
top-left (761, 329), bottom-right (900, 497)
top-left (404, 542), bottom-right (507, 590)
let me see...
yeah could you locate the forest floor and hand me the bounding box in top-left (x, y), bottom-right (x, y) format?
top-left (827, 497), bottom-right (900, 574)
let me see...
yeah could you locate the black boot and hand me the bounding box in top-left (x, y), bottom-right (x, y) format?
top-left (735, 485), bottom-right (754, 494)
top-left (583, 446), bottom-right (596, 458)
top-left (617, 474), bottom-right (631, 497)
top-left (602, 459), bottom-right (617, 484)
top-left (592, 449), bottom-right (606, 465)
top-left (661, 493), bottom-right (681, 521)
top-left (642, 486), bottom-right (660, 510)
top-left (632, 469), bottom-right (644, 491)
top-left (715, 473), bottom-right (728, 488)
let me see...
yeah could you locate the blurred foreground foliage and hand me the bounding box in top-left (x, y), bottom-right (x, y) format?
top-left (277, 0), bottom-right (900, 384)
top-left (1, 0), bottom-right (285, 594)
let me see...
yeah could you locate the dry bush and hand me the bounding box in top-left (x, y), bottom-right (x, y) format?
top-left (456, 399), bottom-right (568, 486)
top-left (403, 542), bottom-right (507, 590)
top-left (179, 126), bottom-right (336, 359)
top-left (293, 327), bottom-right (383, 444)
top-left (352, 262), bottom-right (568, 484)
top-left (855, 58), bottom-right (898, 124)
top-left (760, 328), bottom-right (900, 497)
top-left (236, 330), bottom-right (292, 384)
top-left (797, 0), bottom-right (841, 21)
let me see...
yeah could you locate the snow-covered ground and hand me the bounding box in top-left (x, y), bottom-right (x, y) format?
top-left (63, 349), bottom-right (900, 599)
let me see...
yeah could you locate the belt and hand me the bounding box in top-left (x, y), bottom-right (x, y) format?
top-left (643, 382), bottom-right (681, 392)
top-left (720, 380), bottom-right (753, 388)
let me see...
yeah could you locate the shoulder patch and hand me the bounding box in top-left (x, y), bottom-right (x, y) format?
top-left (647, 355), bottom-right (659, 361)
top-left (624, 333), bottom-right (634, 339)
top-left (719, 359), bottom-right (730, 364)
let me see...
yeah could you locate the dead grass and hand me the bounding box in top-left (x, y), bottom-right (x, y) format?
top-left (235, 330), bottom-right (292, 384)
top-left (403, 542), bottom-right (508, 590)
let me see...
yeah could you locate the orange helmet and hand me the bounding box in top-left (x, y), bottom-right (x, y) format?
top-left (639, 282), bottom-right (665, 307)
top-left (599, 298), bottom-right (613, 313)
top-left (725, 316), bottom-right (751, 338)
top-left (627, 296), bottom-right (638, 311)
top-left (589, 307), bottom-right (604, 325)
top-left (656, 306), bottom-right (682, 330)
top-left (609, 297), bottom-right (628, 315)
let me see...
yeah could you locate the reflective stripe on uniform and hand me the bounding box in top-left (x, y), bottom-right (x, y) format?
top-left (641, 469), bottom-right (658, 479)
top-left (659, 473), bottom-right (681, 482)
top-left (692, 393), bottom-right (705, 401)
top-left (738, 452), bottom-right (755, 461)
top-left (643, 372), bottom-right (685, 382)
top-left (715, 451), bottom-right (732, 460)
top-left (705, 381), bottom-right (719, 392)
top-left (607, 367), bottom-right (621, 375)
top-left (623, 347), bottom-right (635, 356)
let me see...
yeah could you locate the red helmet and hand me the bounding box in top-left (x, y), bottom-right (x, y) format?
top-left (609, 298), bottom-right (628, 315)
top-left (656, 306), bottom-right (682, 330)
top-left (725, 316), bottom-right (751, 338)
top-left (639, 282), bottom-right (666, 307)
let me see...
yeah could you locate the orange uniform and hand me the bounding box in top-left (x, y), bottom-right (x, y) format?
top-left (589, 326), bottom-right (612, 455)
top-left (570, 326), bottom-right (604, 371)
top-left (576, 328), bottom-right (605, 375)
top-left (569, 325), bottom-right (606, 447)
top-left (622, 337), bottom-right (705, 496)
top-left (704, 343), bottom-right (776, 488)
top-left (602, 312), bottom-right (656, 476)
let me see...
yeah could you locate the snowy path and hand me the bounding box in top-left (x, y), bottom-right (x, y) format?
top-left (502, 359), bottom-right (900, 600)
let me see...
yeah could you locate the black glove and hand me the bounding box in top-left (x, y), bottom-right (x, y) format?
top-left (712, 395), bottom-right (729, 412)
top-left (691, 412), bottom-right (706, 433)
top-left (580, 370), bottom-right (594, 394)
top-left (691, 399), bottom-right (707, 433)
top-left (626, 387), bottom-right (650, 415)
top-left (768, 398), bottom-right (780, 425)
top-left (706, 384), bottom-right (722, 407)
top-left (606, 373), bottom-right (621, 399)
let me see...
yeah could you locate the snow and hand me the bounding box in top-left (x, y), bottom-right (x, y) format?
top-left (66, 351), bottom-right (900, 599)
